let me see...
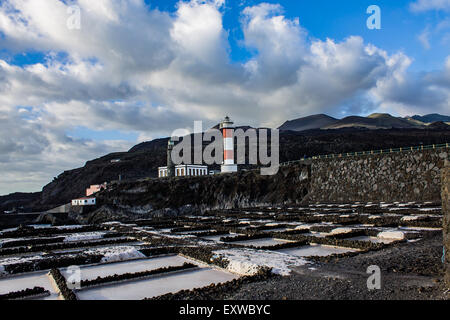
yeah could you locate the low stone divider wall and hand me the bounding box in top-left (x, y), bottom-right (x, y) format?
top-left (80, 263), bottom-right (197, 288)
top-left (3, 254), bottom-right (104, 275)
top-left (178, 247), bottom-right (229, 269)
top-left (220, 234), bottom-right (270, 243)
top-left (0, 237), bottom-right (136, 256)
top-left (0, 225), bottom-right (105, 239)
top-left (193, 230), bottom-right (229, 237)
top-left (49, 268), bottom-right (78, 300)
top-left (0, 236), bottom-right (66, 248)
top-left (138, 247), bottom-right (178, 257)
top-left (0, 287), bottom-right (49, 300)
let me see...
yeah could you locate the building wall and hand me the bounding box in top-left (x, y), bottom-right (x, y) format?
top-left (47, 203), bottom-right (72, 214)
top-left (72, 198), bottom-right (96, 206)
top-left (159, 168), bottom-right (168, 178)
top-left (442, 160), bottom-right (450, 288)
top-left (307, 149), bottom-right (449, 203)
top-left (86, 183), bottom-right (107, 196)
top-left (160, 166), bottom-right (208, 177)
top-left (86, 186), bottom-right (98, 196)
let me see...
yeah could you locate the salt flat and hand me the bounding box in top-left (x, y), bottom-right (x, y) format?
top-left (76, 267), bottom-right (238, 300)
top-left (0, 271), bottom-right (58, 299)
top-left (231, 238), bottom-right (289, 248)
top-left (61, 255), bottom-right (191, 281)
top-left (346, 236), bottom-right (395, 244)
top-left (277, 244), bottom-right (359, 257)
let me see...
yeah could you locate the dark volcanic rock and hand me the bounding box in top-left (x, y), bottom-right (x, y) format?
top-left (85, 164), bottom-right (311, 222)
top-left (278, 114), bottom-right (338, 131)
top-left (429, 121), bottom-right (450, 130)
top-left (0, 192), bottom-right (41, 212)
top-left (1, 127), bottom-right (449, 211)
top-left (308, 148), bottom-right (448, 203)
top-left (325, 114), bottom-right (422, 130)
top-left (224, 232), bottom-right (446, 300)
top-left (412, 113), bottom-right (450, 123)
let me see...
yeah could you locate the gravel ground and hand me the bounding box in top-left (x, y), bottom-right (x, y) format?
top-left (222, 232), bottom-right (449, 300)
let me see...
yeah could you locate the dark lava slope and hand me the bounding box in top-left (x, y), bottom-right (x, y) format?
top-left (2, 127), bottom-right (450, 211)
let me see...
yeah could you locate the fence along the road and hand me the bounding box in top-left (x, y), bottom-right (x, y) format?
top-left (280, 142), bottom-right (450, 167)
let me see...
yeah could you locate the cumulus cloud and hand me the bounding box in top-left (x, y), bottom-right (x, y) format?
top-left (0, 105), bottom-right (133, 194)
top-left (0, 0), bottom-right (449, 194)
top-left (241, 3), bottom-right (306, 89)
top-left (371, 54), bottom-right (450, 116)
top-left (410, 0), bottom-right (450, 12)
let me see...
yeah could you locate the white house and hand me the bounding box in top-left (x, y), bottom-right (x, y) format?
top-left (158, 165), bottom-right (209, 178)
top-left (71, 197), bottom-right (96, 206)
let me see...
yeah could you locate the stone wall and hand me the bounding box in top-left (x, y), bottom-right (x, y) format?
top-left (442, 160), bottom-right (450, 288)
top-left (307, 149), bottom-right (449, 203)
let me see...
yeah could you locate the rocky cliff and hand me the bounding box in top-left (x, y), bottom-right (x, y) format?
top-left (72, 164), bottom-right (310, 224)
top-left (2, 127), bottom-right (450, 212)
top-left (71, 147), bottom-right (450, 224)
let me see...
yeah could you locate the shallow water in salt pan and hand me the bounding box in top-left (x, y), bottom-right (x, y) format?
top-left (277, 244), bottom-right (358, 257)
top-left (260, 227), bottom-right (290, 233)
top-left (201, 233), bottom-right (242, 242)
top-left (302, 232), bottom-right (329, 238)
top-left (0, 271), bottom-right (59, 300)
top-left (76, 267), bottom-right (238, 300)
top-left (231, 238), bottom-right (290, 248)
top-left (61, 255), bottom-right (191, 281)
top-left (346, 236), bottom-right (395, 244)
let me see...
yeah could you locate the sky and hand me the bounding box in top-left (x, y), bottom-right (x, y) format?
top-left (0, 0), bottom-right (449, 195)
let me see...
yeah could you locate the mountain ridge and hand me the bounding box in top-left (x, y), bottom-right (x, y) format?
top-left (411, 114), bottom-right (450, 123)
top-left (279, 113), bottom-right (449, 132)
top-left (277, 114), bottom-right (338, 131)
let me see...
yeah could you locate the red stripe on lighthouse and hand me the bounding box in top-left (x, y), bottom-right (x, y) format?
top-left (223, 129), bottom-right (233, 138)
top-left (224, 150), bottom-right (234, 160)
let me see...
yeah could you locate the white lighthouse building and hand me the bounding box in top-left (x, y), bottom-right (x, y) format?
top-left (220, 116), bottom-right (238, 173)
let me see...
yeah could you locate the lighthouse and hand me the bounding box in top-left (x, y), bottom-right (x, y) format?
top-left (220, 116), bottom-right (238, 173)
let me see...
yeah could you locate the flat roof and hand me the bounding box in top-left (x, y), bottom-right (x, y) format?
top-left (158, 165), bottom-right (208, 169)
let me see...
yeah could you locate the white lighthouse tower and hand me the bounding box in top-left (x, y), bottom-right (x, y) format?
top-left (220, 116), bottom-right (238, 173)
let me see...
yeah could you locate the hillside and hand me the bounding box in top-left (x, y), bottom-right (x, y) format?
top-left (1, 126), bottom-right (449, 212)
top-left (325, 114), bottom-right (421, 129)
top-left (412, 114), bottom-right (450, 123)
top-left (279, 113), bottom-right (448, 132)
top-left (278, 114), bottom-right (338, 131)
top-left (0, 192), bottom-right (41, 213)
